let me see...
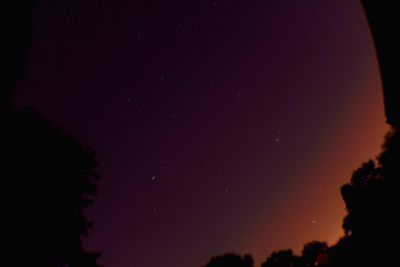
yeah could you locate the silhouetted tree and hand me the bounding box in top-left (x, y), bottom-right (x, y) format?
top-left (204, 2), bottom-right (400, 267)
top-left (332, 126), bottom-right (399, 267)
top-left (301, 241), bottom-right (327, 266)
top-left (3, 109), bottom-right (102, 266)
top-left (203, 253), bottom-right (254, 267)
top-left (1, 1), bottom-right (36, 111)
top-left (377, 126), bottom-right (400, 180)
top-left (261, 249), bottom-right (302, 267)
top-left (340, 159), bottom-right (381, 236)
top-left (2, 1), bottom-right (102, 266)
top-left (326, 2), bottom-right (400, 264)
top-left (243, 254), bottom-right (255, 267)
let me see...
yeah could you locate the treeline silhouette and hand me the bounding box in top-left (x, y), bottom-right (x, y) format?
top-left (202, 1), bottom-right (399, 266)
top-left (202, 125), bottom-right (399, 267)
top-left (3, 1), bottom-right (396, 266)
top-left (2, 1), bottom-right (101, 266)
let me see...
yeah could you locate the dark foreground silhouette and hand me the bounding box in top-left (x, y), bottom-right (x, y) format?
top-left (362, 1), bottom-right (400, 127)
top-left (2, 1), bottom-right (101, 266)
top-left (204, 254), bottom-right (254, 267)
top-left (203, 1), bottom-right (399, 266)
top-left (202, 106), bottom-right (399, 267)
top-left (2, 1), bottom-right (397, 266)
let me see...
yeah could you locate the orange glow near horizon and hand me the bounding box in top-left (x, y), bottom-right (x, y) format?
top-left (234, 57), bottom-right (388, 265)
top-left (19, 1), bottom-right (392, 267)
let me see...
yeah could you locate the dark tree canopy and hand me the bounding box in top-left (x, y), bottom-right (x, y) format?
top-left (1, 1), bottom-right (37, 111)
top-left (301, 241), bottom-right (328, 267)
top-left (204, 2), bottom-right (399, 267)
top-left (2, 1), bottom-right (101, 266)
top-left (332, 126), bottom-right (399, 267)
top-left (3, 109), bottom-right (102, 266)
top-left (261, 249), bottom-right (302, 267)
top-left (202, 253), bottom-right (254, 267)
top-left (202, 127), bottom-right (399, 266)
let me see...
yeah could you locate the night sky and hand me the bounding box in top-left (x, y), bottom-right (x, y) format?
top-left (14, 0), bottom-right (388, 266)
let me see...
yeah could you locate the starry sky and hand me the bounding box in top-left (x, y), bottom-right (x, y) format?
top-left (14, 0), bottom-right (388, 266)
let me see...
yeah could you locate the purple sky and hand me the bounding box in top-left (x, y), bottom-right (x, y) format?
top-left (14, 0), bottom-right (387, 266)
